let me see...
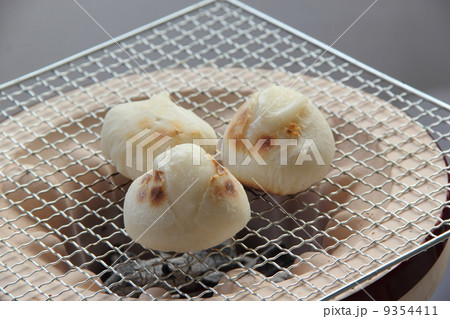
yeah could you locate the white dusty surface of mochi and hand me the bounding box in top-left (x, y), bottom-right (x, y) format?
top-left (123, 143), bottom-right (251, 253)
top-left (222, 86), bottom-right (335, 195)
top-left (101, 92), bottom-right (217, 180)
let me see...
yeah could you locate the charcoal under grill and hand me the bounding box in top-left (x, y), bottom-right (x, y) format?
top-left (0, 0), bottom-right (449, 301)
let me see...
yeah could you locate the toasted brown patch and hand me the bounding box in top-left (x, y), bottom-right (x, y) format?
top-left (150, 186), bottom-right (165, 205)
top-left (211, 176), bottom-right (237, 197)
top-left (224, 180), bottom-right (236, 195)
top-left (154, 170), bottom-right (164, 182)
top-left (285, 122), bottom-right (301, 137)
top-left (141, 173), bottom-right (152, 185)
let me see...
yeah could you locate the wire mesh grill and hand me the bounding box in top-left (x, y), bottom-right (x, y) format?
top-left (0, 0), bottom-right (449, 300)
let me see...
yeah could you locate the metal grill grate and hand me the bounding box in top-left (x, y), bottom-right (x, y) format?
top-left (0, 0), bottom-right (449, 300)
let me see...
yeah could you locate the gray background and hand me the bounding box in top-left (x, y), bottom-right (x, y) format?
top-left (0, 0), bottom-right (449, 300)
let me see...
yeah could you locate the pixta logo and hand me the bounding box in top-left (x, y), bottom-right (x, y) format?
top-left (125, 129), bottom-right (325, 170)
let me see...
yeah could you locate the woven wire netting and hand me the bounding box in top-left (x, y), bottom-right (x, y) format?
top-left (0, 0), bottom-right (449, 300)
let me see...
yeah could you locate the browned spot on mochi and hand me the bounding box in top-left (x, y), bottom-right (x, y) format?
top-left (211, 176), bottom-right (237, 197)
top-left (224, 180), bottom-right (236, 195)
top-left (141, 173), bottom-right (152, 185)
top-left (154, 170), bottom-right (164, 182)
top-left (285, 122), bottom-right (301, 137)
top-left (150, 186), bottom-right (165, 205)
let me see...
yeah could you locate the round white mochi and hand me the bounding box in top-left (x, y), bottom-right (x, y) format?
top-left (123, 143), bottom-right (251, 253)
top-left (101, 92), bottom-right (217, 180)
top-left (221, 86), bottom-right (335, 195)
